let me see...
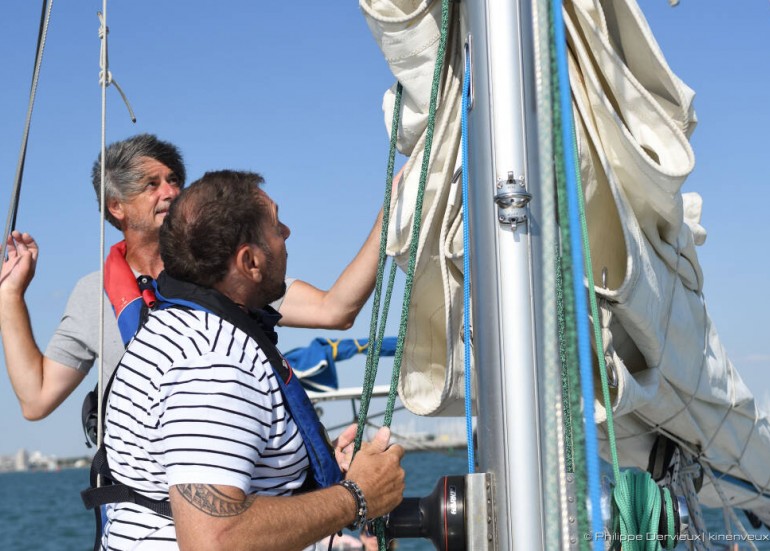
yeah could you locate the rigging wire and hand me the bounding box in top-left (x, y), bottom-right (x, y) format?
top-left (96, 0), bottom-right (110, 478)
top-left (95, 0), bottom-right (136, 459)
top-left (701, 463), bottom-right (760, 551)
top-left (97, 11), bottom-right (136, 124)
top-left (1, 0), bottom-right (54, 262)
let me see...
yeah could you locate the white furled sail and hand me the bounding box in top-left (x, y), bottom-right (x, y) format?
top-left (566, 0), bottom-right (770, 518)
top-left (362, 0), bottom-right (770, 522)
top-left (361, 0), bottom-right (469, 416)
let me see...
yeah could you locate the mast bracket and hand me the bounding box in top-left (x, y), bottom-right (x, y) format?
top-left (466, 472), bottom-right (496, 550)
top-left (494, 171), bottom-right (531, 230)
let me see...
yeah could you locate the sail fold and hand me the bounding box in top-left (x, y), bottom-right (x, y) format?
top-left (362, 0), bottom-right (468, 416)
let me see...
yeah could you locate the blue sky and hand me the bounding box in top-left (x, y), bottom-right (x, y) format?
top-left (0, 1), bottom-right (768, 459)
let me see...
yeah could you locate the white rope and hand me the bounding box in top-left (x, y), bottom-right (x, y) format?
top-left (95, 2), bottom-right (137, 467)
top-left (665, 447), bottom-right (709, 551)
top-left (97, 12), bottom-right (136, 123)
top-left (96, 2), bottom-right (109, 485)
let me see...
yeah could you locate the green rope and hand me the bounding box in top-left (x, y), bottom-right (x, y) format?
top-left (353, 79), bottom-right (401, 551)
top-left (354, 81), bottom-right (403, 452)
top-left (549, 4), bottom-right (590, 547)
top-left (533, 0), bottom-right (568, 543)
top-left (555, 250), bottom-right (575, 475)
top-left (570, 127), bottom-right (621, 481)
top-left (382, 0), bottom-right (452, 428)
top-left (352, 2), bottom-right (451, 549)
top-left (613, 471), bottom-right (677, 550)
top-left (355, 0), bottom-right (452, 448)
top-left (377, 262), bottom-right (400, 428)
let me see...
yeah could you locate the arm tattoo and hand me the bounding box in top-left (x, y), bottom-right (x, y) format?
top-left (175, 484), bottom-right (256, 517)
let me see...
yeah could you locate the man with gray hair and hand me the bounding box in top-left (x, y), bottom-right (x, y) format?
top-left (100, 169), bottom-right (404, 550)
top-left (0, 134), bottom-right (383, 435)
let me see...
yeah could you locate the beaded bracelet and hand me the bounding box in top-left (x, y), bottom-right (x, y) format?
top-left (338, 479), bottom-right (368, 530)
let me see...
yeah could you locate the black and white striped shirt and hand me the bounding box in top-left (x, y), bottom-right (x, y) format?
top-left (102, 307), bottom-right (310, 550)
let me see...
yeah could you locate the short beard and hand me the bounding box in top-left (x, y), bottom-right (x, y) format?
top-left (260, 245), bottom-right (287, 306)
top-left (266, 279), bottom-right (287, 306)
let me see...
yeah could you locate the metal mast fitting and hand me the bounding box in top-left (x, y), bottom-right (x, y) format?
top-left (495, 171), bottom-right (532, 230)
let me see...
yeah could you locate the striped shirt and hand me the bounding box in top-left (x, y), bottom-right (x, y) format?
top-left (102, 306), bottom-right (310, 550)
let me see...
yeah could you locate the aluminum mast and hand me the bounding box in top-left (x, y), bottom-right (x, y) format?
top-left (462, 0), bottom-right (548, 548)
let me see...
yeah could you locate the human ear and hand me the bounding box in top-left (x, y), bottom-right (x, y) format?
top-left (235, 243), bottom-right (264, 283)
top-left (107, 199), bottom-right (125, 223)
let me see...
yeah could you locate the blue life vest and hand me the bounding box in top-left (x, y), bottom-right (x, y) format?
top-left (152, 272), bottom-right (342, 489)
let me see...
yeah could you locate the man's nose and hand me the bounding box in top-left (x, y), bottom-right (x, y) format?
top-left (281, 222), bottom-right (291, 240)
top-left (160, 179), bottom-right (180, 199)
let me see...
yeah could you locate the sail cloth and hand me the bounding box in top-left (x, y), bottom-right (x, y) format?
top-left (362, 0), bottom-right (770, 515)
top-left (565, 0), bottom-right (770, 515)
top-left (361, 0), bottom-right (468, 416)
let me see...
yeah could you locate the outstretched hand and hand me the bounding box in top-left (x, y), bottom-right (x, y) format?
top-left (0, 231), bottom-right (39, 296)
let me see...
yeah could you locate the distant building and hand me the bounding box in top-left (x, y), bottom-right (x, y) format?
top-left (14, 448), bottom-right (29, 471)
top-left (29, 450), bottom-right (59, 471)
top-left (0, 449), bottom-right (87, 472)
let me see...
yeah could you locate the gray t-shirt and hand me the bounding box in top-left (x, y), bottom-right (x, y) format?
top-left (45, 271), bottom-right (124, 382)
top-left (45, 271), bottom-right (295, 383)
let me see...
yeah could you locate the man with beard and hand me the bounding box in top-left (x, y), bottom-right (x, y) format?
top-left (100, 170), bottom-right (405, 550)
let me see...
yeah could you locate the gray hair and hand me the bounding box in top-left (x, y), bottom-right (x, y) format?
top-left (91, 134), bottom-right (186, 229)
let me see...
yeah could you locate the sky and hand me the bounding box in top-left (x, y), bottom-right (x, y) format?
top-left (0, 1), bottom-right (768, 460)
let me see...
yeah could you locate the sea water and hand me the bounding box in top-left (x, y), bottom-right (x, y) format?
top-left (1, 452), bottom-right (769, 550)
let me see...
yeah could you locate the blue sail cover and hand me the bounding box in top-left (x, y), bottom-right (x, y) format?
top-left (285, 337), bottom-right (397, 393)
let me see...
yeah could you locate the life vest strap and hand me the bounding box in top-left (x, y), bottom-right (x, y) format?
top-left (81, 445), bottom-right (172, 517)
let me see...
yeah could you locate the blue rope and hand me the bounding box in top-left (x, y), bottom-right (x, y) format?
top-left (551, 0), bottom-right (603, 542)
top-left (461, 50), bottom-right (475, 474)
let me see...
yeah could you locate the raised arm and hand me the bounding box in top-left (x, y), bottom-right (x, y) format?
top-left (278, 167), bottom-right (403, 330)
top-left (170, 427), bottom-right (405, 551)
top-left (277, 208), bottom-right (383, 330)
top-left (0, 231), bottom-right (85, 420)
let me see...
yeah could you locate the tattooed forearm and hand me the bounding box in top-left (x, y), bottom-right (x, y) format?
top-left (175, 484), bottom-right (256, 517)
